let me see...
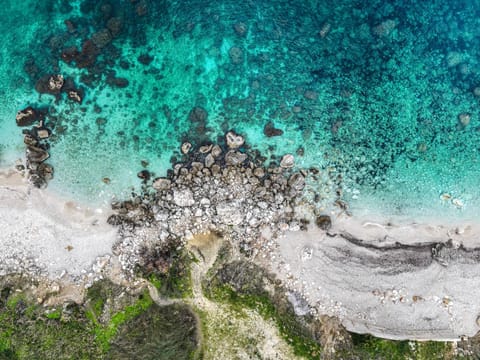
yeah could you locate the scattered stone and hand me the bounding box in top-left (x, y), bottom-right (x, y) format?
top-left (36, 129), bottom-right (50, 139)
top-left (225, 150), bottom-right (247, 165)
top-left (254, 167), bottom-right (265, 178)
top-left (24, 134), bottom-right (38, 147)
top-left (16, 107), bottom-right (38, 127)
top-left (315, 215), bottom-right (332, 230)
top-left (204, 153), bottom-right (215, 168)
top-left (37, 163), bottom-right (54, 181)
top-left (152, 178), bottom-right (171, 191)
top-left (26, 146), bottom-right (49, 163)
top-left (48, 75), bottom-right (64, 92)
top-left (137, 170), bottom-right (151, 181)
top-left (225, 131), bottom-right (245, 149)
top-left (173, 188), bottom-right (195, 207)
top-left (280, 154), bottom-right (295, 168)
top-left (35, 74), bottom-right (64, 95)
top-left (263, 121), bottom-right (283, 137)
top-left (199, 144), bottom-right (213, 154)
top-left (67, 90), bottom-right (83, 103)
top-left (181, 142), bottom-right (192, 154)
top-left (211, 144), bottom-right (222, 158)
top-left (288, 173), bottom-right (305, 191)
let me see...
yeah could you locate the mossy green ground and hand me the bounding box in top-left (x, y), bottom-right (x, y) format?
top-left (146, 250), bottom-right (195, 299)
top-left (206, 283), bottom-right (323, 359)
top-left (0, 280), bottom-right (199, 360)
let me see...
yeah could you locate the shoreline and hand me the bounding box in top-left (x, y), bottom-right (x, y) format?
top-left (2, 161), bottom-right (480, 341)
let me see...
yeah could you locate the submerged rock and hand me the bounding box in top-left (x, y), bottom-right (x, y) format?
top-left (229, 46), bottom-right (244, 64)
top-left (188, 107), bottom-right (208, 123)
top-left (91, 28), bottom-right (112, 49)
top-left (263, 121), bottom-right (284, 137)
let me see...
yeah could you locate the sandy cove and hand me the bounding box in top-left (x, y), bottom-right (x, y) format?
top-left (0, 167), bottom-right (117, 282)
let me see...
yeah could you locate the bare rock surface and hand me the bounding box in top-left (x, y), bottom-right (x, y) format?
top-left (271, 214), bottom-right (480, 340)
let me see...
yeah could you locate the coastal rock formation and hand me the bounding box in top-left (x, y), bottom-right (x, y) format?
top-left (225, 131), bottom-right (245, 149)
top-left (16, 106), bottom-right (54, 188)
top-left (110, 133), bottom-right (309, 274)
top-left (16, 107), bottom-right (38, 127)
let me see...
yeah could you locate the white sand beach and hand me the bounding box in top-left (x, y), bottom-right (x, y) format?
top-left (0, 168), bottom-right (117, 281)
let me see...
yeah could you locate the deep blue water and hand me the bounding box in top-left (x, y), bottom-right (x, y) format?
top-left (0, 0), bottom-right (479, 221)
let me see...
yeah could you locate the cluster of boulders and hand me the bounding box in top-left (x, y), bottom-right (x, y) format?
top-left (35, 74), bottom-right (84, 104)
top-left (15, 107), bottom-right (54, 189)
top-left (109, 131), bottom-right (321, 274)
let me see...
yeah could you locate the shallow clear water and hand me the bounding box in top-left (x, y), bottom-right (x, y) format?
top-left (1, 0), bottom-right (479, 221)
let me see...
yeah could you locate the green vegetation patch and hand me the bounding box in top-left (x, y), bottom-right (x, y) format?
top-left (107, 303), bottom-right (200, 360)
top-left (204, 260), bottom-right (323, 359)
top-left (350, 333), bottom-right (455, 360)
top-left (140, 249), bottom-right (194, 299)
top-left (0, 278), bottom-right (200, 359)
top-left (0, 292), bottom-right (101, 359)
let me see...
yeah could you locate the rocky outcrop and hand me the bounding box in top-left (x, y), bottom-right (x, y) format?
top-left (110, 132), bottom-right (309, 273)
top-left (16, 107), bottom-right (38, 127)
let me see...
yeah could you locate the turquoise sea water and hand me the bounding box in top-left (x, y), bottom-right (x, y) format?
top-left (0, 0), bottom-right (479, 221)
